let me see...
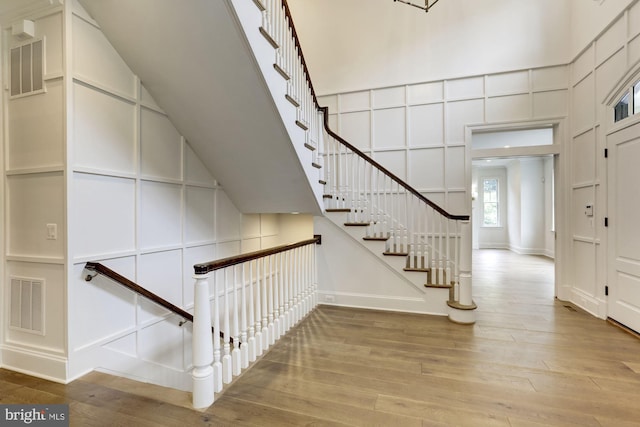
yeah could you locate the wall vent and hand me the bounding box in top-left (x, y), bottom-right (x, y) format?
top-left (10, 38), bottom-right (44, 98)
top-left (10, 276), bottom-right (45, 335)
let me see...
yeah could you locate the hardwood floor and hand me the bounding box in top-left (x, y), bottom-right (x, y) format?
top-left (2, 249), bottom-right (640, 426)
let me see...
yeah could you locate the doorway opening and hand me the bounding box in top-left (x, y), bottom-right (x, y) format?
top-left (471, 127), bottom-right (558, 300)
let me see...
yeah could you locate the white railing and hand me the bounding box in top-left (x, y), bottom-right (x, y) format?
top-left (191, 237), bottom-right (319, 408)
top-left (256, 0), bottom-right (472, 304)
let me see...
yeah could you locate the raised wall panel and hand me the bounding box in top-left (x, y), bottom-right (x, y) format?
top-left (70, 257), bottom-right (136, 350)
top-left (8, 173), bottom-right (64, 258)
top-left (595, 16), bottom-right (625, 66)
top-left (35, 13), bottom-right (63, 77)
top-left (532, 66), bottom-right (569, 92)
top-left (572, 75), bottom-right (595, 133)
top-left (447, 99), bottom-right (484, 143)
top-left (409, 148), bottom-right (444, 189)
top-left (572, 130), bottom-right (596, 185)
top-left (138, 250), bottom-right (183, 324)
top-left (6, 262), bottom-right (64, 352)
top-left (339, 91), bottom-right (369, 112)
top-left (216, 240), bottom-right (241, 259)
top-left (408, 81), bottom-right (443, 104)
top-left (408, 104), bottom-right (444, 147)
top-left (242, 238), bottom-right (262, 253)
top-left (375, 151), bottom-right (406, 182)
top-left (241, 214), bottom-right (261, 239)
top-left (533, 90), bottom-right (569, 118)
top-left (573, 240), bottom-right (596, 295)
top-left (185, 144), bottom-right (215, 185)
top-left (328, 114), bottom-right (338, 130)
top-left (140, 108), bottom-right (182, 180)
top-left (72, 15), bottom-right (136, 97)
top-left (216, 191), bottom-right (241, 242)
top-left (630, 1), bottom-right (640, 39)
top-left (260, 214), bottom-right (279, 236)
top-left (373, 86), bottom-right (404, 109)
top-left (486, 71), bottom-right (529, 96)
top-left (185, 186), bottom-right (215, 244)
top-left (140, 181), bottom-right (182, 250)
top-left (340, 111), bottom-right (371, 151)
top-left (629, 34), bottom-right (640, 67)
top-left (595, 49), bottom-right (626, 102)
top-left (446, 77), bottom-right (484, 100)
top-left (373, 108), bottom-right (405, 149)
top-left (73, 82), bottom-right (135, 174)
top-left (140, 84), bottom-right (162, 112)
top-left (423, 192), bottom-right (445, 207)
top-left (445, 146), bottom-right (466, 189)
top-left (447, 191), bottom-right (467, 214)
top-left (572, 45), bottom-right (594, 84)
top-left (103, 334), bottom-right (137, 358)
top-left (317, 95), bottom-right (337, 113)
top-left (572, 186), bottom-right (595, 239)
top-left (73, 173), bottom-right (135, 257)
top-left (139, 320), bottom-right (184, 370)
top-left (486, 94), bottom-right (530, 123)
top-left (9, 79), bottom-right (64, 170)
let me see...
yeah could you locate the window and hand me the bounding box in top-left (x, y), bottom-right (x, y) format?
top-left (10, 39), bottom-right (44, 98)
top-left (614, 92), bottom-right (629, 122)
top-left (482, 177), bottom-right (499, 227)
top-left (614, 78), bottom-right (640, 123)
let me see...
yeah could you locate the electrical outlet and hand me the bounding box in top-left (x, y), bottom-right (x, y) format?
top-left (46, 223), bottom-right (57, 240)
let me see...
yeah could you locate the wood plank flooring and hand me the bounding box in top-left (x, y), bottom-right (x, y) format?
top-left (2, 249), bottom-right (640, 426)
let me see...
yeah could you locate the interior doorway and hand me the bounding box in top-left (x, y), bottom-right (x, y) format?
top-left (471, 127), bottom-right (559, 298)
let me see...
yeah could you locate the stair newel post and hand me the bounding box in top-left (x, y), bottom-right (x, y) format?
top-left (261, 257), bottom-right (269, 350)
top-left (240, 263), bottom-right (249, 369)
top-left (248, 261), bottom-right (257, 363)
top-left (222, 268), bottom-right (232, 384)
top-left (459, 219), bottom-right (473, 306)
top-left (191, 271), bottom-right (214, 409)
top-left (231, 266), bottom-right (241, 376)
top-left (313, 240), bottom-right (319, 308)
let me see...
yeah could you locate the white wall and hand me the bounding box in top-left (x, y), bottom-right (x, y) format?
top-left (519, 158), bottom-right (546, 254)
top-left (289, 0), bottom-right (571, 95)
top-left (2, 6), bottom-right (68, 381)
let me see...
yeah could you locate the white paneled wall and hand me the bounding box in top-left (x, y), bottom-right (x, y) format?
top-left (319, 65), bottom-right (569, 217)
top-left (4, 5), bottom-right (68, 380)
top-left (65, 4), bottom-right (287, 387)
top-left (567, 1), bottom-right (640, 317)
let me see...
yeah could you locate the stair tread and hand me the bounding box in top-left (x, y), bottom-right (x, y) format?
top-left (312, 162), bottom-right (322, 169)
top-left (404, 267), bottom-right (431, 272)
top-left (383, 251), bottom-right (409, 256)
top-left (326, 208), bottom-right (351, 212)
top-left (304, 143), bottom-right (316, 151)
top-left (363, 236), bottom-right (389, 241)
top-left (259, 27), bottom-right (278, 49)
top-left (319, 180), bottom-right (327, 185)
top-left (424, 283), bottom-right (453, 289)
top-left (274, 63), bottom-right (290, 80)
top-left (296, 120), bottom-right (309, 131)
top-left (344, 222), bottom-right (370, 226)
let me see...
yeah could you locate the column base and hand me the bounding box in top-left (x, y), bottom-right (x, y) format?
top-left (447, 300), bottom-right (477, 324)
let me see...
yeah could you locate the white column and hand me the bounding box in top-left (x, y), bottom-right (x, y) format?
top-left (459, 220), bottom-right (473, 306)
top-left (192, 272), bottom-right (214, 409)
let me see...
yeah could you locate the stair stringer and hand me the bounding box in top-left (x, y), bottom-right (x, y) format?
top-left (314, 215), bottom-right (449, 316)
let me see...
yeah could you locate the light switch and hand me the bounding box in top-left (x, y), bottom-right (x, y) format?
top-left (46, 223), bottom-right (57, 240)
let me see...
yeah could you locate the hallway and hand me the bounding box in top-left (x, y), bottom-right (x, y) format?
top-left (1, 250), bottom-right (639, 425)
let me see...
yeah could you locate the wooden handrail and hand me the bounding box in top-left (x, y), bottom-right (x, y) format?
top-left (84, 262), bottom-right (226, 340)
top-left (279, 0), bottom-right (469, 222)
top-left (194, 236), bottom-right (321, 275)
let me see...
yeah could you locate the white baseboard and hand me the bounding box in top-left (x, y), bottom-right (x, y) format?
top-left (1, 345), bottom-right (69, 383)
top-left (570, 288), bottom-right (604, 319)
top-left (317, 290), bottom-right (449, 316)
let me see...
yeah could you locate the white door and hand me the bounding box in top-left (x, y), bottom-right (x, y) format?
top-left (608, 120), bottom-right (640, 332)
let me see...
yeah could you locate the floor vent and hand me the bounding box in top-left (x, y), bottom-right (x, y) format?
top-left (563, 304), bottom-right (577, 312)
top-left (10, 277), bottom-right (45, 335)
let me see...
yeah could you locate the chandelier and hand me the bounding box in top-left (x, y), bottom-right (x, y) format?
top-left (393, 0), bottom-right (440, 13)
